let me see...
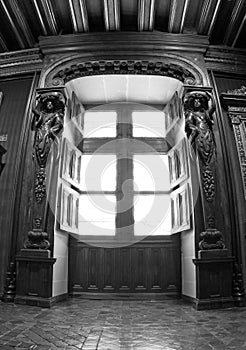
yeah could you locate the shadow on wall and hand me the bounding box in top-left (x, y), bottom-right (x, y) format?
top-left (0, 144), bottom-right (6, 176)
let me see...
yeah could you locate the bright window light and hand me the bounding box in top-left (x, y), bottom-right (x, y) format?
top-left (134, 195), bottom-right (171, 236)
top-left (133, 155), bottom-right (170, 191)
top-left (84, 111), bottom-right (116, 137)
top-left (81, 155), bottom-right (116, 191)
top-left (132, 111), bottom-right (165, 137)
top-left (78, 195), bottom-right (116, 235)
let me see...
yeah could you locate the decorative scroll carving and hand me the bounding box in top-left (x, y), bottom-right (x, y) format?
top-left (202, 168), bottom-right (215, 202)
top-left (227, 86), bottom-right (246, 96)
top-left (52, 60), bottom-right (197, 86)
top-left (32, 91), bottom-right (66, 168)
top-left (226, 108), bottom-right (246, 200)
top-left (184, 91), bottom-right (215, 166)
top-left (34, 167), bottom-right (46, 203)
top-left (199, 217), bottom-right (225, 250)
top-left (24, 218), bottom-right (50, 250)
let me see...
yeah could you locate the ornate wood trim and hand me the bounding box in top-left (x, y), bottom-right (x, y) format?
top-left (48, 59), bottom-right (198, 87)
top-left (25, 87), bottom-right (66, 249)
top-left (0, 48), bottom-right (43, 77)
top-left (221, 90), bottom-right (246, 200)
top-left (205, 46), bottom-right (246, 75)
top-left (183, 86), bottom-right (225, 251)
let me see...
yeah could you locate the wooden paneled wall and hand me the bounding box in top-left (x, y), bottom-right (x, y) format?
top-left (211, 71), bottom-right (246, 284)
top-left (0, 75), bottom-right (34, 296)
top-left (69, 236), bottom-right (181, 295)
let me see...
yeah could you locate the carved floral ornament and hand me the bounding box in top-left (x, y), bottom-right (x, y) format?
top-left (49, 59), bottom-right (198, 87)
top-left (221, 87), bottom-right (246, 200)
top-left (226, 86), bottom-right (246, 96)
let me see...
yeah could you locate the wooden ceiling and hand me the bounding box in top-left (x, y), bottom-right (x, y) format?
top-left (0, 0), bottom-right (246, 53)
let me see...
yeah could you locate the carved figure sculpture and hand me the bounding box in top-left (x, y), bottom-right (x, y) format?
top-left (31, 92), bottom-right (65, 168)
top-left (184, 91), bottom-right (215, 165)
top-left (199, 216), bottom-right (225, 250)
top-left (24, 218), bottom-right (50, 250)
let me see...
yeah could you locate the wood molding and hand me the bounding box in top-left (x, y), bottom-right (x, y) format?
top-left (205, 46), bottom-right (246, 74)
top-left (223, 0), bottom-right (246, 47)
top-left (0, 48), bottom-right (43, 77)
top-left (8, 0), bottom-right (35, 47)
top-left (104, 0), bottom-right (120, 31)
top-left (39, 32), bottom-right (209, 55)
top-left (39, 0), bottom-right (57, 35)
top-left (0, 0), bottom-right (26, 49)
top-left (68, 0), bottom-right (89, 33)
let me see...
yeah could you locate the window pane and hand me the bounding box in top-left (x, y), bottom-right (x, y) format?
top-left (133, 155), bottom-right (170, 191)
top-left (81, 155), bottom-right (116, 191)
top-left (78, 195), bottom-right (116, 236)
top-left (134, 194), bottom-right (171, 236)
top-left (84, 111), bottom-right (116, 137)
top-left (132, 111), bottom-right (165, 137)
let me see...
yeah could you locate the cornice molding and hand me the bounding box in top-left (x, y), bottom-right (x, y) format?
top-left (39, 32), bottom-right (209, 55)
top-left (0, 48), bottom-right (43, 77)
top-left (205, 45), bottom-right (246, 74)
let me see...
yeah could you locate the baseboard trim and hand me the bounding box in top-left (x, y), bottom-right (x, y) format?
top-left (14, 293), bottom-right (68, 308)
top-left (69, 292), bottom-right (180, 300)
top-left (194, 297), bottom-right (235, 310)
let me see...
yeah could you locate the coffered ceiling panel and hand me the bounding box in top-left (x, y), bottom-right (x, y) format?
top-left (0, 0), bottom-right (245, 53)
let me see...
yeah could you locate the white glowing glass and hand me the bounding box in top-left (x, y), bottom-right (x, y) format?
top-left (80, 155), bottom-right (116, 191)
top-left (133, 155), bottom-right (170, 191)
top-left (134, 195), bottom-right (171, 236)
top-left (78, 195), bottom-right (116, 235)
top-left (84, 111), bottom-right (116, 137)
top-left (132, 111), bottom-right (165, 137)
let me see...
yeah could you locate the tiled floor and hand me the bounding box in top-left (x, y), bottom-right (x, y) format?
top-left (0, 298), bottom-right (246, 350)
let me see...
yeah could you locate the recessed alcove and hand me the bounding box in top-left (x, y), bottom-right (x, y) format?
top-left (52, 74), bottom-right (196, 300)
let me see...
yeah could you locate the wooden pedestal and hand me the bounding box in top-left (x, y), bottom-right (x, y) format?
top-left (15, 249), bottom-right (56, 308)
top-left (193, 250), bottom-right (234, 310)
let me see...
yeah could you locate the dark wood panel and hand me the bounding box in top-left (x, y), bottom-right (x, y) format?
top-left (87, 248), bottom-right (100, 291)
top-left (133, 248), bottom-right (147, 292)
top-left (69, 236), bottom-right (181, 295)
top-left (0, 75), bottom-right (33, 296)
top-left (103, 249), bottom-right (116, 292)
top-left (149, 247), bottom-right (163, 292)
top-left (117, 248), bottom-right (131, 292)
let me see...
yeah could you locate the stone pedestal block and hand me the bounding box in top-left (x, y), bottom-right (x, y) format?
top-left (15, 249), bottom-right (56, 308)
top-left (193, 250), bottom-right (234, 310)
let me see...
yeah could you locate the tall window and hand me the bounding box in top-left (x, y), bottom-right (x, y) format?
top-left (78, 102), bottom-right (171, 237)
top-left (59, 95), bottom-right (190, 239)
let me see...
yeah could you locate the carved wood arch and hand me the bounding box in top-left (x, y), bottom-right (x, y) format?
top-left (40, 54), bottom-right (207, 88)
